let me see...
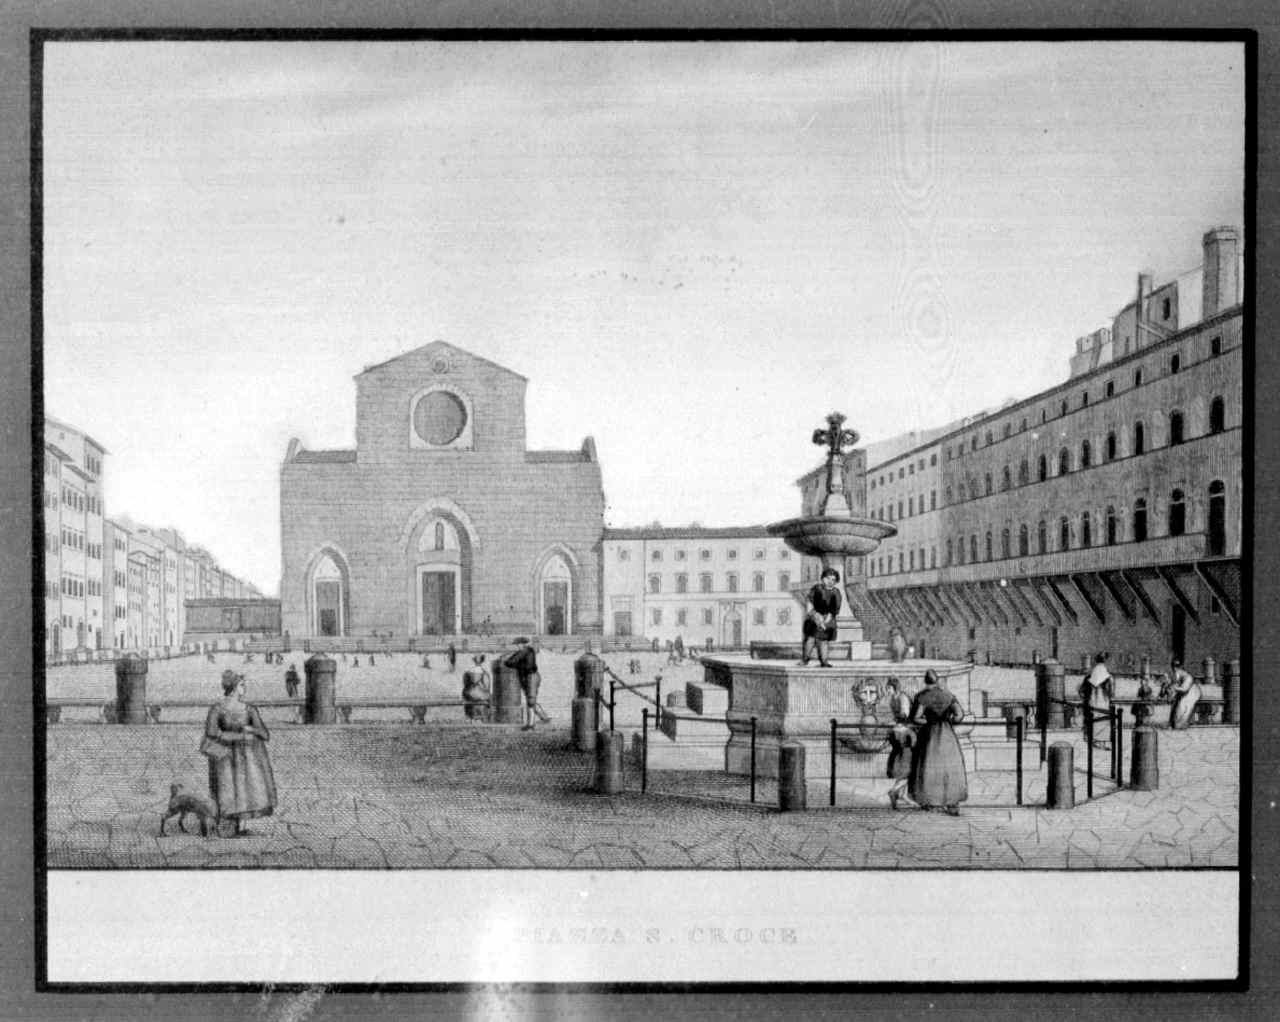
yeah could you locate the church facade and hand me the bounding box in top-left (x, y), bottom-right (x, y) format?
top-left (279, 342), bottom-right (605, 639)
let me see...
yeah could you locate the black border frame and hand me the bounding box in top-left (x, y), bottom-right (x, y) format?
top-left (26, 25), bottom-right (1257, 996)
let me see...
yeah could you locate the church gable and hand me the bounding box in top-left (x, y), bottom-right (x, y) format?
top-left (356, 341), bottom-right (528, 384)
top-left (354, 341), bottom-right (528, 458)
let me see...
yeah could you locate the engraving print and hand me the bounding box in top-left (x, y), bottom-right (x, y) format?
top-left (35, 36), bottom-right (1245, 983)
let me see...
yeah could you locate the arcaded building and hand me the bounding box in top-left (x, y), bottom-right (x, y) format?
top-left (279, 341), bottom-right (605, 639)
top-left (859, 226), bottom-right (1243, 671)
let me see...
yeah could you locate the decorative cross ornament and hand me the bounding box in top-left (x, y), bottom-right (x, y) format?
top-left (811, 412), bottom-right (860, 517)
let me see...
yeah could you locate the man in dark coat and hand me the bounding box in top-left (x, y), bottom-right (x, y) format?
top-left (284, 663), bottom-right (300, 699)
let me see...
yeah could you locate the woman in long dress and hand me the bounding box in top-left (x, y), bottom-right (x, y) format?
top-left (1168, 659), bottom-right (1201, 730)
top-left (907, 669), bottom-right (968, 815)
top-left (204, 669), bottom-right (277, 836)
top-left (1079, 652), bottom-right (1113, 749)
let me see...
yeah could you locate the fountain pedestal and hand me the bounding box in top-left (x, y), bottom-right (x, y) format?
top-left (705, 655), bottom-right (974, 780)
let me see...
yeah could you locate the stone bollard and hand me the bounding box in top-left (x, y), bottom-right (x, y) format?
top-left (778, 741), bottom-right (807, 812)
top-left (113, 653), bottom-right (149, 724)
top-left (572, 698), bottom-right (598, 752)
top-left (1046, 742), bottom-right (1075, 809)
top-left (594, 730), bottom-right (624, 794)
top-left (490, 660), bottom-right (523, 725)
top-left (1202, 657), bottom-right (1217, 686)
top-left (574, 650), bottom-right (604, 731)
top-left (1140, 654), bottom-right (1151, 680)
top-left (303, 653), bottom-right (336, 724)
top-left (1130, 725), bottom-right (1159, 791)
top-left (1223, 659), bottom-right (1241, 725)
top-left (1036, 659), bottom-right (1066, 729)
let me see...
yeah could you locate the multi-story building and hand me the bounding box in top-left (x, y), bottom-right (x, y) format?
top-left (40, 415), bottom-right (260, 661)
top-left (859, 226), bottom-right (1243, 671)
top-left (602, 526), bottom-right (800, 647)
top-left (42, 416), bottom-right (107, 656)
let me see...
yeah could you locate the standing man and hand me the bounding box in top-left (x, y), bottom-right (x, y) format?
top-left (448, 642), bottom-right (458, 673)
top-left (801, 567), bottom-right (842, 667)
top-left (508, 636), bottom-right (550, 730)
top-left (283, 662), bottom-right (300, 699)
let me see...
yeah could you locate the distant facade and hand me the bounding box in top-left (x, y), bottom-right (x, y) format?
top-left (859, 226), bottom-right (1243, 670)
top-left (41, 415), bottom-right (259, 662)
top-left (602, 526), bottom-right (799, 647)
top-left (279, 341), bottom-right (605, 639)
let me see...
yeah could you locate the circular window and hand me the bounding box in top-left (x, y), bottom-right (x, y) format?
top-left (414, 391), bottom-right (468, 446)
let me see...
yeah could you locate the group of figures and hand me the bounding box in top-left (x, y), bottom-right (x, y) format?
top-left (1081, 652), bottom-right (1205, 745)
top-left (883, 671), bottom-right (969, 816)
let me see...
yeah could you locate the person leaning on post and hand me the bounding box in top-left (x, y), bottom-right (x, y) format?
top-left (507, 636), bottom-right (550, 730)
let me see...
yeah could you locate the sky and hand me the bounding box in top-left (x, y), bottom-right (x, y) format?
top-left (40, 40), bottom-right (1245, 596)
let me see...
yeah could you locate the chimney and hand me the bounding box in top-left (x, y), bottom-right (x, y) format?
top-left (1202, 225), bottom-right (1240, 319)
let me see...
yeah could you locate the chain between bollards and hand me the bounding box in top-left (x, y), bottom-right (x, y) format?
top-left (1116, 709), bottom-right (1125, 788)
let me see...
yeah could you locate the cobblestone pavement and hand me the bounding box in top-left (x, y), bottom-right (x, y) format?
top-left (45, 720), bottom-right (1238, 870)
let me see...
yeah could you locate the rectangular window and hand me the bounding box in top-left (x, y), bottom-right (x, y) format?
top-left (677, 608), bottom-right (687, 626)
top-left (778, 607), bottom-right (791, 626)
top-left (702, 608), bottom-right (713, 625)
top-left (651, 608), bottom-right (662, 626)
top-left (753, 608), bottom-right (765, 626)
top-left (699, 574), bottom-right (713, 593)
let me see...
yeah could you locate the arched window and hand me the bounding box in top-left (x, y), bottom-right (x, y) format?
top-left (1106, 506), bottom-right (1118, 546)
top-left (956, 538), bottom-right (965, 565)
top-left (1059, 516), bottom-right (1071, 551)
top-left (1018, 459), bottom-right (1029, 486)
top-left (1133, 499), bottom-right (1148, 542)
top-left (676, 573), bottom-right (688, 593)
top-left (1081, 511), bottom-right (1092, 548)
top-left (1168, 489), bottom-right (1186, 536)
top-left (1002, 466), bottom-right (1012, 491)
top-left (1001, 528), bottom-right (1011, 559)
top-left (1038, 520), bottom-right (1048, 554)
top-left (984, 473), bottom-right (993, 496)
top-left (946, 538), bottom-right (953, 566)
top-left (1038, 455), bottom-right (1048, 482)
top-left (969, 535), bottom-right (978, 563)
top-left (1058, 448), bottom-right (1071, 475)
top-left (648, 574), bottom-right (661, 594)
top-left (985, 531), bottom-right (993, 561)
top-left (1133, 421), bottom-right (1146, 455)
top-left (1210, 396), bottom-right (1225, 434)
top-left (1018, 524), bottom-right (1029, 556)
top-left (1106, 432), bottom-right (1117, 461)
top-left (1169, 411), bottom-right (1185, 445)
top-left (1080, 440), bottom-right (1092, 468)
top-left (433, 522), bottom-right (445, 551)
top-left (1208, 480), bottom-right (1227, 555)
top-left (958, 482), bottom-right (967, 502)
top-left (752, 572), bottom-right (764, 592)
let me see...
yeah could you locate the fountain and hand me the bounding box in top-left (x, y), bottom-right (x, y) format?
top-left (699, 412), bottom-right (975, 779)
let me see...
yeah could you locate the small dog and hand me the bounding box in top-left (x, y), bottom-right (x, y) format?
top-left (160, 783), bottom-right (218, 837)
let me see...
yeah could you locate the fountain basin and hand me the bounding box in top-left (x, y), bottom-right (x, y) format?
top-left (702, 655), bottom-right (974, 779)
top-left (766, 516), bottom-right (896, 559)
